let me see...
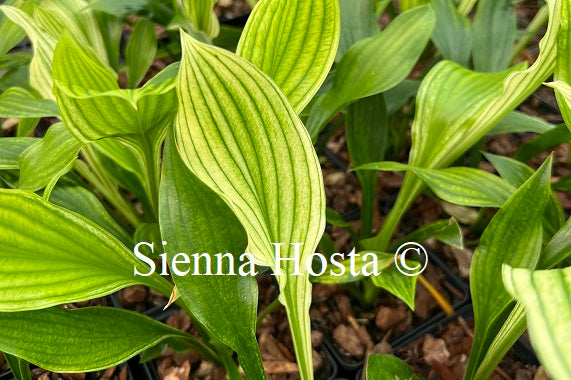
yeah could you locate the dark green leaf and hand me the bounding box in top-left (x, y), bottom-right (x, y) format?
top-left (0, 307), bottom-right (216, 372)
top-left (431, 0), bottom-right (472, 66)
top-left (366, 354), bottom-right (422, 380)
top-left (306, 5), bottom-right (435, 139)
top-left (159, 137), bottom-right (265, 379)
top-left (3, 353), bottom-right (31, 380)
top-left (472, 0), bottom-right (516, 72)
top-left (0, 137), bottom-right (35, 170)
top-left (466, 158), bottom-right (552, 379)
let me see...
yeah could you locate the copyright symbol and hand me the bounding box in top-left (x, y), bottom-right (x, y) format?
top-left (394, 242), bottom-right (428, 277)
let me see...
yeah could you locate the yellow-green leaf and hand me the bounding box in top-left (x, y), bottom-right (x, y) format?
top-left (175, 32), bottom-right (325, 380)
top-left (237, 0), bottom-right (340, 113)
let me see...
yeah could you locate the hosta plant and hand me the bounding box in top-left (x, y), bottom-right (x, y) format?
top-left (0, 0), bottom-right (569, 379)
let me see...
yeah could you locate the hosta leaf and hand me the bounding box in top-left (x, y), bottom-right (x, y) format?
top-left (0, 87), bottom-right (58, 118)
top-left (514, 124), bottom-right (571, 162)
top-left (346, 93), bottom-right (388, 237)
top-left (552, 0), bottom-right (571, 133)
top-left (126, 19), bottom-right (157, 88)
top-left (473, 303), bottom-right (527, 380)
top-left (390, 218), bottom-right (463, 251)
top-left (53, 36), bottom-right (176, 143)
top-left (49, 183), bottom-right (132, 246)
top-left (484, 152), bottom-right (565, 238)
top-left (160, 136), bottom-right (265, 379)
top-left (237, 0), bottom-right (340, 113)
top-left (355, 161), bottom-right (515, 207)
top-left (3, 353), bottom-right (31, 380)
top-left (175, 33), bottom-right (325, 379)
top-left (88, 0), bottom-right (148, 16)
top-left (540, 217), bottom-right (571, 269)
top-left (465, 158), bottom-right (552, 379)
top-left (371, 265), bottom-right (417, 310)
top-left (180, 0), bottom-right (219, 39)
top-left (306, 5), bottom-right (435, 140)
top-left (371, 0), bottom-right (560, 251)
top-left (0, 137), bottom-right (35, 170)
top-left (18, 123), bottom-right (82, 192)
top-left (431, 0), bottom-right (472, 67)
top-left (0, 6), bottom-right (57, 99)
top-left (489, 111), bottom-right (556, 135)
top-left (472, 0), bottom-right (516, 72)
top-left (0, 0), bottom-right (31, 56)
top-left (366, 354), bottom-right (422, 380)
top-left (312, 250), bottom-right (417, 309)
top-left (336, 0), bottom-right (379, 61)
top-left (503, 266), bottom-right (571, 379)
top-left (0, 307), bottom-right (216, 372)
top-left (0, 190), bottom-right (171, 311)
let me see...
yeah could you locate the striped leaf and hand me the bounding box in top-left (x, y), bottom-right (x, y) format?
top-left (237, 0), bottom-right (340, 113)
top-left (180, 0), bottom-right (219, 39)
top-left (355, 161), bottom-right (516, 208)
top-left (175, 32), bottom-right (325, 379)
top-left (0, 190), bottom-right (172, 311)
top-left (0, 0), bottom-right (31, 56)
top-left (0, 87), bottom-right (59, 118)
top-left (370, 0), bottom-right (561, 251)
top-left (0, 307), bottom-right (216, 372)
top-left (503, 266), bottom-right (571, 379)
top-left (306, 5), bottom-right (435, 139)
top-left (53, 36), bottom-right (176, 143)
top-left (0, 6), bottom-right (57, 99)
top-left (0, 137), bottom-right (35, 170)
top-left (466, 158), bottom-right (552, 379)
top-left (18, 123), bottom-right (82, 192)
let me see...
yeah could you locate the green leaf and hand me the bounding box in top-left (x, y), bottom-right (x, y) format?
top-left (355, 161), bottom-right (516, 207)
top-left (180, 0), bottom-right (219, 39)
top-left (159, 136), bottom-right (265, 379)
top-left (484, 152), bottom-right (565, 238)
top-left (0, 5), bottom-right (57, 99)
top-left (472, 0), bottom-right (516, 72)
top-left (88, 0), bottom-right (149, 16)
top-left (553, 0), bottom-right (571, 133)
top-left (0, 137), bottom-right (35, 170)
top-left (336, 0), bottom-right (379, 61)
top-left (0, 0), bottom-right (30, 56)
top-left (430, 0), bottom-right (472, 67)
top-left (0, 307), bottom-right (217, 372)
top-left (49, 183), bottom-right (132, 246)
top-left (503, 266), bottom-right (571, 379)
top-left (472, 303), bottom-right (527, 380)
top-left (306, 5), bottom-right (436, 140)
top-left (126, 19), bottom-right (157, 88)
top-left (540, 217), bottom-right (571, 269)
top-left (53, 36), bottom-right (176, 143)
top-left (465, 157), bottom-right (552, 379)
top-left (346, 93), bottom-right (387, 237)
top-left (18, 123), bottom-right (82, 192)
top-left (366, 354), bottom-right (423, 380)
top-left (372, 265), bottom-right (417, 310)
top-left (0, 189), bottom-right (171, 311)
top-left (514, 123), bottom-right (571, 162)
top-left (390, 218), bottom-right (463, 251)
top-left (237, 0), bottom-right (340, 113)
top-left (370, 0), bottom-right (561, 252)
top-left (489, 111), bottom-right (556, 135)
top-left (175, 32), bottom-right (325, 380)
top-left (3, 353), bottom-right (31, 380)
